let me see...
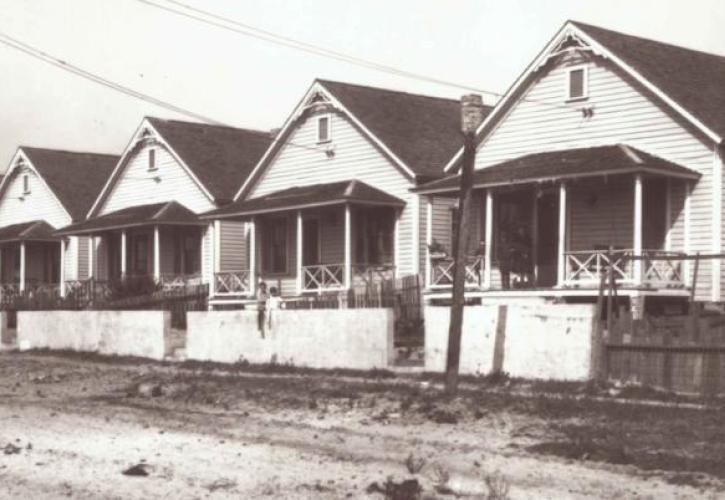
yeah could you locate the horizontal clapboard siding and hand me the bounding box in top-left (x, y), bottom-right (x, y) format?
top-left (0, 168), bottom-right (71, 229)
top-left (475, 53), bottom-right (715, 299)
top-left (99, 143), bottom-right (215, 216)
top-left (249, 110), bottom-right (418, 278)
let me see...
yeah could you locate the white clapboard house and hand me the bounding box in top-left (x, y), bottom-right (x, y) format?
top-left (415, 20), bottom-right (725, 304)
top-left (204, 79), bottom-right (482, 305)
top-left (0, 147), bottom-right (118, 296)
top-left (57, 117), bottom-right (271, 293)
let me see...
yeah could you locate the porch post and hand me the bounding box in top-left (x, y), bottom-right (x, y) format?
top-left (296, 210), bottom-right (303, 295)
top-left (532, 187), bottom-right (539, 284)
top-left (393, 209), bottom-right (400, 278)
top-left (664, 178), bottom-right (672, 251)
top-left (59, 239), bottom-right (66, 297)
top-left (425, 197), bottom-right (432, 288)
top-left (557, 182), bottom-right (567, 286)
top-left (249, 217), bottom-right (256, 296)
top-left (19, 241), bottom-right (26, 293)
top-left (633, 174), bottom-right (643, 284)
top-left (153, 225), bottom-right (160, 282)
top-left (684, 181), bottom-right (692, 283)
top-left (344, 204), bottom-right (352, 289)
top-left (484, 189), bottom-right (493, 289)
top-left (88, 236), bottom-right (94, 279)
top-left (120, 229), bottom-right (127, 277)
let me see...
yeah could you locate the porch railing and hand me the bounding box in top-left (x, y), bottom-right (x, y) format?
top-left (213, 271), bottom-right (252, 296)
top-left (429, 255), bottom-right (485, 289)
top-left (160, 273), bottom-right (204, 291)
top-left (564, 249), bottom-right (686, 288)
top-left (303, 264), bottom-right (345, 292)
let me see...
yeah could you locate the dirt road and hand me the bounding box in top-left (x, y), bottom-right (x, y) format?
top-left (0, 352), bottom-right (722, 499)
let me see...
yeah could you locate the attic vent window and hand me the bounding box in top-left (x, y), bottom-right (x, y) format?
top-left (22, 174), bottom-right (30, 195)
top-left (567, 66), bottom-right (588, 101)
top-left (148, 148), bottom-right (157, 171)
top-left (317, 115), bottom-right (331, 143)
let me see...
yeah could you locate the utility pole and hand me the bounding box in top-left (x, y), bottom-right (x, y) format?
top-left (445, 94), bottom-right (485, 395)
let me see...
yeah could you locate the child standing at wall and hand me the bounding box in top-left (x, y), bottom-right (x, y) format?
top-left (267, 286), bottom-right (282, 329)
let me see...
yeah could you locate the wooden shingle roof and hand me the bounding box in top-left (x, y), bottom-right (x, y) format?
top-left (0, 220), bottom-right (59, 243)
top-left (20, 147), bottom-right (119, 222)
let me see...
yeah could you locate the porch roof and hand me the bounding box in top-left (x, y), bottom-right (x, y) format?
top-left (414, 144), bottom-right (701, 194)
top-left (56, 201), bottom-right (204, 236)
top-left (203, 180), bottom-right (405, 219)
top-left (0, 220), bottom-right (59, 244)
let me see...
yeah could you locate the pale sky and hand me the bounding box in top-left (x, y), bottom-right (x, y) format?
top-left (1, 0), bottom-right (724, 170)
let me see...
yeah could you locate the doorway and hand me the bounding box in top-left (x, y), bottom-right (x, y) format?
top-left (535, 191), bottom-right (559, 287)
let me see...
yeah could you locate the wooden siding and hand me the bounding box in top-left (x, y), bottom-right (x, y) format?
top-left (474, 53), bottom-right (715, 299)
top-left (201, 224), bottom-right (212, 281)
top-left (248, 109), bottom-right (417, 277)
top-left (0, 167), bottom-right (71, 229)
top-left (99, 142), bottom-right (215, 216)
top-left (76, 236), bottom-right (89, 280)
top-left (219, 220), bottom-right (246, 272)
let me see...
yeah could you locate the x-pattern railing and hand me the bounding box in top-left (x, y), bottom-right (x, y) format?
top-left (352, 263), bottom-right (395, 288)
top-left (214, 271), bottom-right (251, 295)
top-left (430, 255), bottom-right (484, 288)
top-left (160, 273), bottom-right (203, 291)
top-left (303, 264), bottom-right (344, 292)
top-left (566, 250), bottom-right (631, 283)
top-left (643, 251), bottom-right (685, 285)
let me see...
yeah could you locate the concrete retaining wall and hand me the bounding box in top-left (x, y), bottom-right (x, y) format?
top-left (425, 304), bottom-right (598, 380)
top-left (0, 312), bottom-right (10, 345)
top-left (17, 311), bottom-right (170, 360)
top-left (187, 308), bottom-right (394, 370)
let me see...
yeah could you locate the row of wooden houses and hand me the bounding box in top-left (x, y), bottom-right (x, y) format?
top-left (2, 20), bottom-right (724, 311)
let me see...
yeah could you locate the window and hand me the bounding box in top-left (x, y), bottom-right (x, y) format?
top-left (317, 115), bottom-right (331, 143)
top-left (567, 66), bottom-right (588, 100)
top-left (22, 174), bottom-right (30, 194)
top-left (262, 218), bottom-right (288, 274)
top-left (148, 148), bottom-right (157, 171)
top-left (355, 208), bottom-right (394, 265)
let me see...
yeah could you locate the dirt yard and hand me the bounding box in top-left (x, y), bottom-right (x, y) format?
top-left (1, 352), bottom-right (724, 499)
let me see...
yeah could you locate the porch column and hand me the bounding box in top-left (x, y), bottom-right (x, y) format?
top-left (249, 217), bottom-right (256, 296)
top-left (393, 209), bottom-right (400, 278)
top-left (296, 210), bottom-right (303, 295)
top-left (59, 239), bottom-right (66, 297)
top-left (344, 204), bottom-right (352, 289)
top-left (88, 236), bottom-right (94, 279)
top-left (557, 182), bottom-right (567, 286)
top-left (664, 178), bottom-right (672, 251)
top-left (425, 197), bottom-right (432, 288)
top-left (19, 241), bottom-right (26, 293)
top-left (684, 181), bottom-right (692, 282)
top-left (484, 189), bottom-right (493, 289)
top-left (120, 229), bottom-right (127, 277)
top-left (153, 226), bottom-right (160, 282)
top-left (633, 174), bottom-right (643, 284)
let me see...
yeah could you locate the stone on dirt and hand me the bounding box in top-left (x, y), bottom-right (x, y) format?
top-left (122, 463), bottom-right (151, 477)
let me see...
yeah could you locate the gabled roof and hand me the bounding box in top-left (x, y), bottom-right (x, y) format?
top-left (58, 201), bottom-right (203, 236)
top-left (146, 118), bottom-right (273, 203)
top-left (416, 145), bottom-right (700, 194)
top-left (205, 180), bottom-right (405, 219)
top-left (0, 220), bottom-right (59, 243)
top-left (15, 147), bottom-right (119, 222)
top-left (319, 80), bottom-right (485, 178)
top-left (572, 21), bottom-right (725, 141)
top-left (444, 20), bottom-right (725, 173)
top-left (235, 79), bottom-right (487, 199)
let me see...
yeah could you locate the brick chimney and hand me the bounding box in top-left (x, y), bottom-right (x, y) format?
top-left (461, 94), bottom-right (485, 135)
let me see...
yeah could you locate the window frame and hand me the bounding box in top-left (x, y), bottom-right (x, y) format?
top-left (21, 173), bottom-right (30, 195)
top-left (147, 148), bottom-right (157, 172)
top-left (316, 114), bottom-right (332, 144)
top-left (565, 65), bottom-right (589, 102)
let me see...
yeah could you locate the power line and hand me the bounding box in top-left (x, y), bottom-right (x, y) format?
top-left (137, 0), bottom-right (573, 112)
top-left (0, 31), bottom-right (324, 154)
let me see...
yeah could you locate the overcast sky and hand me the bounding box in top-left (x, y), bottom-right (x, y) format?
top-left (1, 0), bottom-right (724, 170)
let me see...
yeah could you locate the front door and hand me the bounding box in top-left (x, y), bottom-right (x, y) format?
top-left (302, 218), bottom-right (320, 266)
top-left (536, 191), bottom-right (559, 287)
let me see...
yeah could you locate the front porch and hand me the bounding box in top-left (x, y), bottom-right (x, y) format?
top-left (420, 145), bottom-right (698, 299)
top-left (208, 180), bottom-right (403, 302)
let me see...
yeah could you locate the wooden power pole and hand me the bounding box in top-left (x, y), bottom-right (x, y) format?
top-left (445, 94), bottom-right (485, 395)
